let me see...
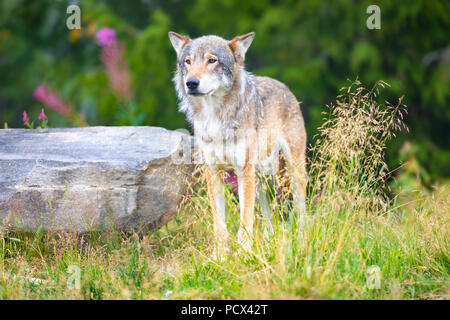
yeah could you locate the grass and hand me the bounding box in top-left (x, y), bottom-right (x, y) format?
top-left (0, 80), bottom-right (448, 299)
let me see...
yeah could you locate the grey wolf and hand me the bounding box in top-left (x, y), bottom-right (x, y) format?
top-left (169, 31), bottom-right (307, 256)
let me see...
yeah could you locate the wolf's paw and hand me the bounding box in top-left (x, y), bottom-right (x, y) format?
top-left (237, 229), bottom-right (253, 252)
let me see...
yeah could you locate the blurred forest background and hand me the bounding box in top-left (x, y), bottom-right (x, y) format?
top-left (0, 0), bottom-right (449, 187)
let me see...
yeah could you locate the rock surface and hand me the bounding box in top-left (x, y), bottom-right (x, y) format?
top-left (0, 126), bottom-right (193, 233)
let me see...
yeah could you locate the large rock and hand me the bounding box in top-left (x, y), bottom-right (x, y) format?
top-left (0, 126), bottom-right (193, 233)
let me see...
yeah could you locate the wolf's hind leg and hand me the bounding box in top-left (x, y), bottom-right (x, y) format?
top-left (257, 177), bottom-right (273, 242)
top-left (288, 162), bottom-right (308, 230)
top-left (280, 142), bottom-right (308, 230)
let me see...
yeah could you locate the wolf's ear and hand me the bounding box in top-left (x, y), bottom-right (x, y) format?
top-left (229, 32), bottom-right (255, 60)
top-left (168, 32), bottom-right (191, 55)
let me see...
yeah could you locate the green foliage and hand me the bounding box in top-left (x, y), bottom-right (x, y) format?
top-left (0, 0), bottom-right (449, 182)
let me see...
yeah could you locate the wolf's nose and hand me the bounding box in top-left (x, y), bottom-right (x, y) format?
top-left (186, 77), bottom-right (200, 90)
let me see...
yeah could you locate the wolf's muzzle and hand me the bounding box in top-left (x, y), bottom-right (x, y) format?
top-left (186, 77), bottom-right (200, 90)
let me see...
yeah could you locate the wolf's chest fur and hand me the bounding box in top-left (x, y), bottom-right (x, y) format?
top-left (194, 95), bottom-right (228, 141)
top-left (193, 95), bottom-right (249, 169)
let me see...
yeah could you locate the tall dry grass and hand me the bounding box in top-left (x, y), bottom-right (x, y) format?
top-left (309, 79), bottom-right (408, 212)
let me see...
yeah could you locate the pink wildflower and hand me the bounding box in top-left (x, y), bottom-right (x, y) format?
top-left (33, 84), bottom-right (72, 115)
top-left (94, 27), bottom-right (132, 101)
top-left (96, 28), bottom-right (116, 47)
top-left (23, 110), bottom-right (29, 125)
top-left (32, 84), bottom-right (47, 101)
top-left (38, 108), bottom-right (47, 121)
top-left (100, 43), bottom-right (132, 101)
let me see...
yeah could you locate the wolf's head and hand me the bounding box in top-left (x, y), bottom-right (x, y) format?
top-left (168, 32), bottom-right (255, 97)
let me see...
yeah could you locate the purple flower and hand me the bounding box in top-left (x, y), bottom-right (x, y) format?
top-left (38, 108), bottom-right (47, 121)
top-left (225, 172), bottom-right (239, 195)
top-left (146, 239), bottom-right (158, 253)
top-left (149, 244), bottom-right (158, 253)
top-left (96, 28), bottom-right (116, 47)
top-left (23, 110), bottom-right (29, 125)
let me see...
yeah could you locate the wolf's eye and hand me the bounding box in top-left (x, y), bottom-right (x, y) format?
top-left (185, 59), bottom-right (191, 65)
top-left (208, 58), bottom-right (217, 64)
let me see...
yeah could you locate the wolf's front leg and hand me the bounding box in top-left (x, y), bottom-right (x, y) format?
top-left (205, 166), bottom-right (228, 260)
top-left (236, 163), bottom-right (256, 252)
